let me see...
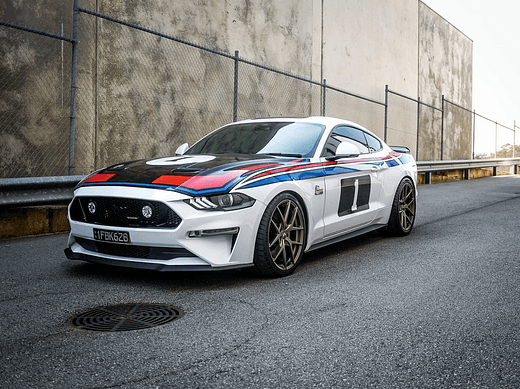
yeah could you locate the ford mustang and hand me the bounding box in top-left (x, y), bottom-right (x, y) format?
top-left (65, 116), bottom-right (417, 277)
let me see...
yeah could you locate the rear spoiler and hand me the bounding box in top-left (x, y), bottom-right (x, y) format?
top-left (390, 146), bottom-right (411, 154)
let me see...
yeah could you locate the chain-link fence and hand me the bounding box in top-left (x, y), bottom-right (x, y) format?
top-left (0, 6), bottom-right (518, 179)
top-left (386, 89), bottom-right (420, 157)
top-left (75, 9), bottom-right (237, 173)
top-left (443, 99), bottom-right (473, 160)
top-left (323, 84), bottom-right (386, 141)
top-left (0, 22), bottom-right (72, 178)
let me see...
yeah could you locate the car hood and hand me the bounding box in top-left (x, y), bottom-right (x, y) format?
top-left (78, 154), bottom-right (303, 196)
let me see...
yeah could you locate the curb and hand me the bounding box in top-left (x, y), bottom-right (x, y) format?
top-left (0, 205), bottom-right (70, 240)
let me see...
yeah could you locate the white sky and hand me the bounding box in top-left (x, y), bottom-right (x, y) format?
top-left (422, 0), bottom-right (519, 153)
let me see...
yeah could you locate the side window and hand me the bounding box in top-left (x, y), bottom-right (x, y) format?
top-left (322, 126), bottom-right (369, 156)
top-left (365, 133), bottom-right (382, 152)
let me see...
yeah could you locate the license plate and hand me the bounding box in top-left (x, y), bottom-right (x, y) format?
top-left (93, 229), bottom-right (131, 244)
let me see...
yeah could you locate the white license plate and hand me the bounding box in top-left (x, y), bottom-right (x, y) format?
top-left (93, 229), bottom-right (131, 244)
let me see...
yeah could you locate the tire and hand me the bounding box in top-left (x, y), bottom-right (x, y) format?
top-left (382, 177), bottom-right (416, 236)
top-left (252, 193), bottom-right (306, 277)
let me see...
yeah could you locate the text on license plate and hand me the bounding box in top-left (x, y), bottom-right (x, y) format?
top-left (93, 229), bottom-right (131, 243)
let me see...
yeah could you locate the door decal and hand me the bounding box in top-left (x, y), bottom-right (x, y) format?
top-left (338, 175), bottom-right (371, 217)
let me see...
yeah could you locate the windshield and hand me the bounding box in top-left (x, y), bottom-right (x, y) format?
top-left (186, 122), bottom-right (325, 158)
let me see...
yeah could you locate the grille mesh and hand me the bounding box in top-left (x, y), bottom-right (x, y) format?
top-left (75, 237), bottom-right (196, 260)
top-left (70, 197), bottom-right (181, 228)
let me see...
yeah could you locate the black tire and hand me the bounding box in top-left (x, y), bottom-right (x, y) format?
top-left (252, 193), bottom-right (306, 277)
top-left (382, 177), bottom-right (416, 236)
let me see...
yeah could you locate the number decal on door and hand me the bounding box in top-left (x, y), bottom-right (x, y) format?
top-left (338, 175), bottom-right (371, 217)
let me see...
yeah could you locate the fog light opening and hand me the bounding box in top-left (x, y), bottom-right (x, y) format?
top-left (188, 227), bottom-right (239, 237)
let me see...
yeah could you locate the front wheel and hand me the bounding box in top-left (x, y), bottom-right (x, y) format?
top-left (252, 193), bottom-right (306, 277)
top-left (383, 177), bottom-right (416, 236)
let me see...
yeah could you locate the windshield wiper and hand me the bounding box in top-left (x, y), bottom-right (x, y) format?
top-left (259, 152), bottom-right (303, 158)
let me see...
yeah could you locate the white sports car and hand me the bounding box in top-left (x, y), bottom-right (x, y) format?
top-left (65, 116), bottom-right (417, 277)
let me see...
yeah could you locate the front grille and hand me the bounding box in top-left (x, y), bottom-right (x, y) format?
top-left (75, 237), bottom-right (196, 260)
top-left (70, 197), bottom-right (181, 228)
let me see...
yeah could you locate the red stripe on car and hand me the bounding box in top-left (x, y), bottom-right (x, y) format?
top-left (83, 173), bottom-right (115, 183)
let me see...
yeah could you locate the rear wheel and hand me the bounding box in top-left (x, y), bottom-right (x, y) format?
top-left (383, 177), bottom-right (416, 236)
top-left (252, 193), bottom-right (306, 277)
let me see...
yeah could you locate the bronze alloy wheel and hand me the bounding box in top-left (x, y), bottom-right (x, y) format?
top-left (398, 179), bottom-right (416, 233)
top-left (381, 177), bottom-right (416, 236)
top-left (253, 193), bottom-right (307, 277)
top-left (268, 198), bottom-right (305, 271)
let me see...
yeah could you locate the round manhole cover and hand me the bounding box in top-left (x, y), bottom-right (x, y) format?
top-left (68, 303), bottom-right (184, 332)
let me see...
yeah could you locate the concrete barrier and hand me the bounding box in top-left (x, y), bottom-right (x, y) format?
top-left (0, 205), bottom-right (69, 240)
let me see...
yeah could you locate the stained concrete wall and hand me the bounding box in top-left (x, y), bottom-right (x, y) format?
top-left (0, 0), bottom-right (76, 178)
top-left (418, 2), bottom-right (473, 160)
top-left (321, 0), bottom-right (420, 147)
top-left (0, 0), bottom-right (473, 177)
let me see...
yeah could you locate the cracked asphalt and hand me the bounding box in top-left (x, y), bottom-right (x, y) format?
top-left (1, 175), bottom-right (519, 388)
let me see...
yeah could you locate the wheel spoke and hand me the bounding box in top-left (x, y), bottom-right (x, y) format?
top-left (269, 234), bottom-right (281, 249)
top-left (283, 201), bottom-right (292, 226)
top-left (266, 198), bottom-right (305, 272)
top-left (281, 245), bottom-right (288, 269)
top-left (271, 244), bottom-right (283, 262)
top-left (398, 183), bottom-right (415, 231)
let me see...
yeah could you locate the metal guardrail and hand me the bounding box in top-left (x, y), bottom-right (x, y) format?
top-left (0, 176), bottom-right (85, 208)
top-left (0, 157), bottom-right (519, 208)
top-left (417, 158), bottom-right (520, 184)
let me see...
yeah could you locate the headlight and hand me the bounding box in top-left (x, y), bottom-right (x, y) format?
top-left (185, 193), bottom-right (255, 211)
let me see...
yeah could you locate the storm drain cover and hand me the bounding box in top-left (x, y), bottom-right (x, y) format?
top-left (68, 303), bottom-right (184, 332)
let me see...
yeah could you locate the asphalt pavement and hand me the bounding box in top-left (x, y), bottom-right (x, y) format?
top-left (1, 175), bottom-right (519, 388)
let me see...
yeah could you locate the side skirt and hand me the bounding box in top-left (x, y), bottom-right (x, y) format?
top-left (306, 224), bottom-right (386, 252)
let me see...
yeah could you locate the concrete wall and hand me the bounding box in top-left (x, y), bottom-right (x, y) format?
top-left (0, 0), bottom-right (75, 178)
top-left (418, 2), bottom-right (473, 160)
top-left (321, 0), bottom-right (420, 147)
top-left (0, 0), bottom-right (473, 177)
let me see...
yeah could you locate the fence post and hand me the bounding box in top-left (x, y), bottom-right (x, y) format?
top-left (416, 97), bottom-right (420, 160)
top-left (233, 50), bottom-right (239, 122)
top-left (322, 79), bottom-right (326, 116)
top-left (514, 120), bottom-right (516, 158)
top-left (384, 85), bottom-right (388, 143)
top-left (68, 0), bottom-right (80, 175)
top-left (472, 110), bottom-right (476, 159)
top-left (440, 95), bottom-right (445, 160)
top-left (495, 121), bottom-right (498, 158)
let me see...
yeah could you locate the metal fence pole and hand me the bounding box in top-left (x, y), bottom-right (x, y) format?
top-left (495, 121), bottom-right (498, 158)
top-left (322, 79), bottom-right (326, 116)
top-left (440, 95), bottom-right (445, 160)
top-left (384, 85), bottom-right (388, 143)
top-left (69, 0), bottom-right (80, 175)
top-left (233, 50), bottom-right (239, 122)
top-left (513, 120), bottom-right (516, 158)
top-left (416, 96), bottom-right (421, 160)
top-left (472, 110), bottom-right (476, 159)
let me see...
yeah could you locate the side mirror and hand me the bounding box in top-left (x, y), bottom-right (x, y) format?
top-left (175, 143), bottom-right (189, 156)
top-left (326, 142), bottom-right (360, 160)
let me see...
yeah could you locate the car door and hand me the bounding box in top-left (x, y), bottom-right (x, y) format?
top-left (321, 126), bottom-right (384, 238)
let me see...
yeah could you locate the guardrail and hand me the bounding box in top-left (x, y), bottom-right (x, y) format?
top-left (0, 158), bottom-right (519, 208)
top-left (0, 176), bottom-right (85, 209)
top-left (417, 158), bottom-right (520, 184)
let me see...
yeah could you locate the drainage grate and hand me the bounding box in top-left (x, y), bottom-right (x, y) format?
top-left (68, 303), bottom-right (184, 332)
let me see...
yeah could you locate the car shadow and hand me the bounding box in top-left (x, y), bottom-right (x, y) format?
top-left (63, 231), bottom-right (385, 290)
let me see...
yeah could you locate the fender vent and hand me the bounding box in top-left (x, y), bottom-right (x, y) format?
top-left (68, 303), bottom-right (184, 332)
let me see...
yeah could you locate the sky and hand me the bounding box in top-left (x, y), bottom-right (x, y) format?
top-left (422, 0), bottom-right (519, 152)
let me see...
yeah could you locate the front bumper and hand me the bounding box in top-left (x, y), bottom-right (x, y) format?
top-left (65, 186), bottom-right (264, 270)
